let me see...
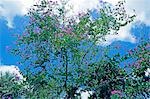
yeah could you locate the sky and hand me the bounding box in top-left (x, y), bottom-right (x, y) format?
top-left (0, 0), bottom-right (150, 68)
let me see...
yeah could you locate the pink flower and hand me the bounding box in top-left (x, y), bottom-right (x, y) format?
top-left (141, 58), bottom-right (145, 61)
top-left (8, 96), bottom-right (12, 99)
top-left (34, 27), bottom-right (41, 34)
top-left (63, 27), bottom-right (73, 34)
top-left (146, 44), bottom-right (150, 48)
top-left (142, 48), bottom-right (145, 51)
top-left (128, 50), bottom-right (133, 55)
top-left (99, 0), bottom-right (104, 4)
top-left (30, 17), bottom-right (35, 22)
top-left (134, 47), bottom-right (138, 51)
top-left (111, 90), bottom-right (121, 95)
top-left (15, 76), bottom-right (20, 81)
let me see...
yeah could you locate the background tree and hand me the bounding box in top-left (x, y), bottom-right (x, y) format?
top-left (0, 72), bottom-right (25, 98)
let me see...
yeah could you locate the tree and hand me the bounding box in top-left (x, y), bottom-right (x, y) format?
top-left (12, 0), bottom-right (136, 98)
top-left (123, 40), bottom-right (150, 98)
top-left (0, 72), bottom-right (25, 98)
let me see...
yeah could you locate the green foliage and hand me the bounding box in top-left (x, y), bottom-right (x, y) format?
top-left (0, 72), bottom-right (25, 98)
top-left (111, 94), bottom-right (120, 99)
top-left (8, 0), bottom-right (149, 98)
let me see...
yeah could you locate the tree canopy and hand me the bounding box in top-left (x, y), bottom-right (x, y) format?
top-left (1, 0), bottom-right (149, 99)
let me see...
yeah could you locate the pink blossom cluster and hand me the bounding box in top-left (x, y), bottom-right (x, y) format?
top-left (111, 90), bottom-right (121, 95)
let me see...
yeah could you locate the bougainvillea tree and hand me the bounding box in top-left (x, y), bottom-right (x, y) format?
top-left (10, 0), bottom-right (141, 98)
top-left (122, 40), bottom-right (150, 98)
top-left (84, 39), bottom-right (150, 98)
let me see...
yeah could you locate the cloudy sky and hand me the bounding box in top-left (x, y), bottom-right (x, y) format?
top-left (0, 0), bottom-right (150, 68)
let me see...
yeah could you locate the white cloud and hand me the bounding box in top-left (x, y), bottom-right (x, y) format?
top-left (0, 0), bottom-right (149, 45)
top-left (76, 88), bottom-right (94, 99)
top-left (125, 0), bottom-right (150, 26)
top-left (0, 0), bottom-right (101, 27)
top-left (66, 0), bottom-right (100, 16)
top-left (80, 91), bottom-right (93, 99)
top-left (0, 65), bottom-right (24, 80)
top-left (145, 68), bottom-right (150, 77)
top-left (0, 0), bottom-right (35, 28)
top-left (100, 0), bottom-right (150, 45)
top-left (104, 0), bottom-right (150, 26)
top-left (105, 0), bottom-right (150, 25)
top-left (97, 22), bottom-right (136, 46)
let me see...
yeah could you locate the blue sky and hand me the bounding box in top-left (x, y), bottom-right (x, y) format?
top-left (0, 16), bottom-right (28, 65)
top-left (0, 0), bottom-right (150, 69)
